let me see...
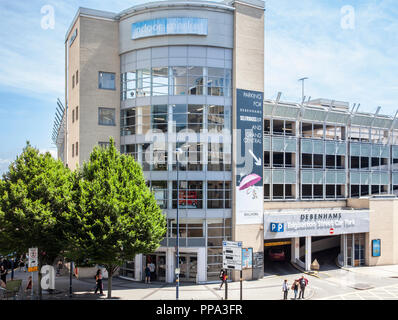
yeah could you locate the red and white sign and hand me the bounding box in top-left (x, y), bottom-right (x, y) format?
top-left (329, 228), bottom-right (335, 235)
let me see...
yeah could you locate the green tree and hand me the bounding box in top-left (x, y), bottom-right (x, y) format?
top-left (71, 138), bottom-right (166, 298)
top-left (0, 143), bottom-right (74, 298)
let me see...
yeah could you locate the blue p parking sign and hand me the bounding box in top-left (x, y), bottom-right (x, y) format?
top-left (270, 223), bottom-right (284, 233)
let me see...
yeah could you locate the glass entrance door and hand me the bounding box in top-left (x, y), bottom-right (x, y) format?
top-left (354, 233), bottom-right (365, 266)
top-left (177, 253), bottom-right (197, 282)
top-left (157, 254), bottom-right (166, 281)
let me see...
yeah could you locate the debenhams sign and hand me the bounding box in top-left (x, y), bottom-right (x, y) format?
top-left (264, 210), bottom-right (370, 239)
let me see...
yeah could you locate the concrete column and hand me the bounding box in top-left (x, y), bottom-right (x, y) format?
top-left (197, 247), bottom-right (207, 283)
top-left (135, 254), bottom-right (143, 281)
top-left (305, 236), bottom-right (312, 271)
top-left (166, 248), bottom-right (175, 283)
top-left (291, 237), bottom-right (300, 264)
top-left (342, 234), bottom-right (348, 267)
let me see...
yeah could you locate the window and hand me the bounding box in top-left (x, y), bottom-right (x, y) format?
top-left (172, 181), bottom-right (203, 209)
top-left (188, 66), bottom-right (204, 95)
top-left (136, 69), bottom-right (151, 97)
top-left (99, 142), bottom-right (110, 149)
top-left (207, 67), bottom-right (224, 96)
top-left (151, 181), bottom-right (168, 209)
top-left (99, 72), bottom-right (116, 90)
top-left (98, 108), bottom-right (116, 126)
top-left (121, 108), bottom-right (136, 136)
top-left (75, 142), bottom-right (78, 156)
top-left (72, 109), bottom-right (75, 123)
top-left (152, 67), bottom-right (168, 96)
top-left (152, 105), bottom-right (168, 132)
top-left (72, 143), bottom-right (74, 157)
top-left (76, 70), bottom-right (79, 85)
top-left (208, 105), bottom-right (227, 133)
top-left (207, 181), bottom-right (231, 209)
top-left (76, 106), bottom-right (78, 121)
top-left (72, 75), bottom-right (75, 89)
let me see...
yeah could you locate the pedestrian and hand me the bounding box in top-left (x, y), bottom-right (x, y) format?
top-left (149, 261), bottom-right (156, 281)
top-left (19, 258), bottom-right (24, 272)
top-left (0, 279), bottom-right (6, 289)
top-left (282, 279), bottom-right (289, 300)
top-left (0, 265), bottom-right (7, 284)
top-left (94, 269), bottom-right (104, 295)
top-left (219, 270), bottom-right (227, 290)
top-left (25, 276), bottom-right (32, 293)
top-left (298, 275), bottom-right (308, 299)
top-left (10, 258), bottom-right (14, 281)
top-left (291, 280), bottom-right (299, 300)
top-left (144, 264), bottom-right (151, 284)
top-left (56, 259), bottom-right (63, 276)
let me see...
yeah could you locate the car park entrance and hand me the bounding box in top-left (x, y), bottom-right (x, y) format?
top-left (264, 208), bottom-right (370, 272)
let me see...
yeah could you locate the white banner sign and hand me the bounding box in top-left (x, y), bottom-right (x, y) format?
top-left (264, 210), bottom-right (370, 239)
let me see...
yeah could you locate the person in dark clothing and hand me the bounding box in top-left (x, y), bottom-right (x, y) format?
top-left (10, 259), bottom-right (14, 280)
top-left (219, 270), bottom-right (227, 290)
top-left (298, 275), bottom-right (308, 299)
top-left (94, 269), bottom-right (103, 295)
top-left (144, 264), bottom-right (151, 284)
top-left (0, 265), bottom-right (7, 284)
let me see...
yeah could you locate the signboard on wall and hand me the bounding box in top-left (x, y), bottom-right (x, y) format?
top-left (132, 17), bottom-right (208, 40)
top-left (264, 210), bottom-right (370, 239)
top-left (235, 89), bottom-right (264, 225)
top-left (242, 248), bottom-right (253, 269)
top-left (372, 239), bottom-right (381, 257)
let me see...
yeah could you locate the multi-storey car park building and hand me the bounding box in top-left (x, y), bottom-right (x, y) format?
top-left (53, 0), bottom-right (398, 284)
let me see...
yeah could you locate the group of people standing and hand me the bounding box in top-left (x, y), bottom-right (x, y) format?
top-left (282, 275), bottom-right (309, 300)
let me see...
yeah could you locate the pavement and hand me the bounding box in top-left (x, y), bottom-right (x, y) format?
top-left (3, 264), bottom-right (398, 300)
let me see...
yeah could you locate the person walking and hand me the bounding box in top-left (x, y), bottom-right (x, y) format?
top-left (282, 279), bottom-right (289, 300)
top-left (298, 275), bottom-right (308, 299)
top-left (144, 264), bottom-right (151, 284)
top-left (56, 259), bottom-right (63, 276)
top-left (94, 269), bottom-right (104, 295)
top-left (291, 280), bottom-right (299, 300)
top-left (219, 270), bottom-right (227, 290)
top-left (0, 265), bottom-right (7, 284)
top-left (10, 258), bottom-right (14, 281)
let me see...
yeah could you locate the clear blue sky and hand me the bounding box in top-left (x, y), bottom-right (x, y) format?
top-left (1, 0), bottom-right (397, 174)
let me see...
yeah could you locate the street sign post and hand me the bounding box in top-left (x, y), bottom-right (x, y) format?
top-left (222, 241), bottom-right (243, 271)
top-left (222, 241), bottom-right (243, 300)
top-left (28, 248), bottom-right (38, 299)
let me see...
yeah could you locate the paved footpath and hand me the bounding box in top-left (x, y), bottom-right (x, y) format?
top-left (5, 264), bottom-right (398, 300)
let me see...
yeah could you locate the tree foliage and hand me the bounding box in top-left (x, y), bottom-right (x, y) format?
top-left (70, 138), bottom-right (166, 297)
top-left (0, 143), bottom-right (74, 264)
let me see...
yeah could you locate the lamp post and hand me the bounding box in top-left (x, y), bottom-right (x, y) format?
top-left (298, 77), bottom-right (309, 103)
top-left (175, 148), bottom-right (183, 300)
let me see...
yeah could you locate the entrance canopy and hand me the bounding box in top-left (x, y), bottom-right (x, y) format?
top-left (264, 208), bottom-right (370, 239)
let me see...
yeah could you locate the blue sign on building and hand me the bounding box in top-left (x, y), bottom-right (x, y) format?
top-left (372, 239), bottom-right (381, 257)
top-left (270, 223), bottom-right (284, 233)
top-left (132, 17), bottom-right (208, 40)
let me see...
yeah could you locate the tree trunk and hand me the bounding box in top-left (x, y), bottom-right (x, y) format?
top-left (107, 267), bottom-right (113, 299)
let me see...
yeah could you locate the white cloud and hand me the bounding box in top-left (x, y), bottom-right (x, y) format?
top-left (0, 159), bottom-right (12, 176)
top-left (265, 0), bottom-right (398, 116)
top-left (39, 148), bottom-right (58, 159)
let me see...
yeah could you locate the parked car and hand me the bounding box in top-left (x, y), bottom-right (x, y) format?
top-left (268, 248), bottom-right (286, 261)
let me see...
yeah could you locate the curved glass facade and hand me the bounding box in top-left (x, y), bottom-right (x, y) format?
top-left (120, 46), bottom-right (233, 282)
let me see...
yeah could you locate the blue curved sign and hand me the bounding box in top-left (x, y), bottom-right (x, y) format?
top-left (132, 17), bottom-right (208, 40)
